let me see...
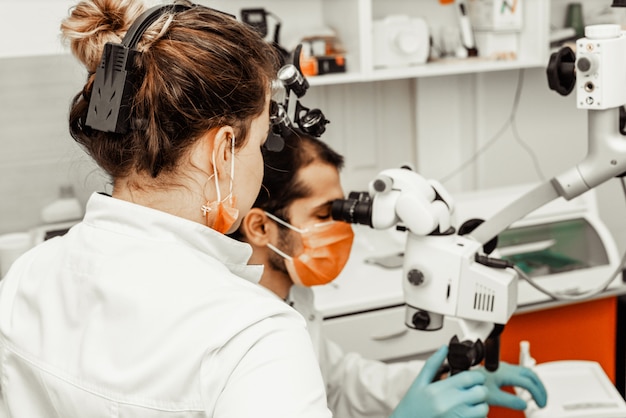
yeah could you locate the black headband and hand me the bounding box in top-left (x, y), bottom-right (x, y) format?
top-left (85, 3), bottom-right (234, 134)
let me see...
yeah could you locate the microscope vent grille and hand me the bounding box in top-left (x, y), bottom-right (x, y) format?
top-left (473, 285), bottom-right (495, 312)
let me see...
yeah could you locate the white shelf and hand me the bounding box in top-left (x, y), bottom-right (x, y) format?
top-left (270, 0), bottom-right (550, 87)
top-left (8, 0), bottom-right (553, 84)
top-left (308, 57), bottom-right (547, 86)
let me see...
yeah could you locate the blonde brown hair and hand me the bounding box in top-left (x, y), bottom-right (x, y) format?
top-left (61, 0), bottom-right (279, 178)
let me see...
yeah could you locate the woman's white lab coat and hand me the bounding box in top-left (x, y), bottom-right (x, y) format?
top-left (0, 193), bottom-right (332, 418)
top-left (287, 285), bottom-right (425, 418)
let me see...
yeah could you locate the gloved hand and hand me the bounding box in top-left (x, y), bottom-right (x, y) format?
top-left (390, 345), bottom-right (489, 418)
top-left (476, 362), bottom-right (547, 410)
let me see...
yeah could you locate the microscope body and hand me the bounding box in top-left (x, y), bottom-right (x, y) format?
top-left (575, 24), bottom-right (626, 111)
top-left (402, 232), bottom-right (516, 337)
top-left (333, 167), bottom-right (518, 369)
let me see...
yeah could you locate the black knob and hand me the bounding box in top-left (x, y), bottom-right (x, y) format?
top-left (412, 311), bottom-right (430, 329)
top-left (612, 0), bottom-right (626, 7)
top-left (299, 108), bottom-right (329, 137)
top-left (372, 179), bottom-right (387, 192)
top-left (577, 57), bottom-right (591, 72)
top-left (458, 218), bottom-right (498, 255)
top-left (547, 47), bottom-right (576, 96)
top-left (407, 269), bottom-right (425, 286)
top-left (448, 336), bottom-right (485, 374)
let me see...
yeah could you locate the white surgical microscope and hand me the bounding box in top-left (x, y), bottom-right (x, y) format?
top-left (330, 20), bottom-right (626, 374)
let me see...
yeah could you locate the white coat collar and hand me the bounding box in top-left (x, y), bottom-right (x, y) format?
top-left (82, 192), bottom-right (263, 283)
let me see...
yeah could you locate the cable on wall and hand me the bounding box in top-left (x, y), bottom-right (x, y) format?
top-left (440, 69), bottom-right (547, 185)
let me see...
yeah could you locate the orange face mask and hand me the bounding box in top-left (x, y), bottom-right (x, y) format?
top-left (201, 137), bottom-right (239, 234)
top-left (203, 196), bottom-right (238, 234)
top-left (265, 212), bottom-right (355, 287)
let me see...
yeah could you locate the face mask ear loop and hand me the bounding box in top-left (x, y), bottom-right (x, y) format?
top-left (264, 211), bottom-right (306, 234)
top-left (228, 136), bottom-right (235, 205)
top-left (266, 243), bottom-right (293, 261)
top-left (211, 149), bottom-right (222, 203)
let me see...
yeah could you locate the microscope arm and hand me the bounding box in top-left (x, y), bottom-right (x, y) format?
top-left (470, 23), bottom-right (626, 245)
top-left (444, 106), bottom-right (626, 372)
top-left (422, 24), bottom-right (626, 371)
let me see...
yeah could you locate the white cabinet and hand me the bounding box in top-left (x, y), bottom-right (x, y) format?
top-left (211, 0), bottom-right (551, 86)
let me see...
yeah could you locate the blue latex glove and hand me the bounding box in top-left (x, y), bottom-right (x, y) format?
top-left (391, 345), bottom-right (489, 418)
top-left (476, 362), bottom-right (547, 410)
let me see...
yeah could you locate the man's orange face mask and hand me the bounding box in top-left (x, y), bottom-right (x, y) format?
top-left (265, 212), bottom-right (355, 287)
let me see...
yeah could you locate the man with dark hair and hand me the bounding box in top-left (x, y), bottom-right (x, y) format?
top-left (234, 131), bottom-right (547, 418)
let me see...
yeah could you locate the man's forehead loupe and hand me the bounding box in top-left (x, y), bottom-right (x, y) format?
top-left (266, 44), bottom-right (330, 152)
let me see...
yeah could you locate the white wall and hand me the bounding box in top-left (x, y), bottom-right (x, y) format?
top-left (0, 1), bottom-right (73, 58)
top-left (0, 54), bottom-right (110, 234)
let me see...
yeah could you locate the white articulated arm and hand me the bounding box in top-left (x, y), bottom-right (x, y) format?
top-left (367, 168), bottom-right (454, 235)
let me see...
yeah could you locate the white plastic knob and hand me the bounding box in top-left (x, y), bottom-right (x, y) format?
top-left (585, 24), bottom-right (621, 40)
top-left (371, 175), bottom-right (393, 193)
top-left (395, 29), bottom-right (420, 55)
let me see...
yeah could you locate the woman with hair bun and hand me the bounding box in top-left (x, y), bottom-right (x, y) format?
top-left (0, 1), bottom-right (332, 416)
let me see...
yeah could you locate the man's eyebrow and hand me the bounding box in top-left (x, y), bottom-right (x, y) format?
top-left (311, 200), bottom-right (335, 212)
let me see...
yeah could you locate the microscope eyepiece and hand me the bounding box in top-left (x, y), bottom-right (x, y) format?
top-left (331, 192), bottom-right (373, 227)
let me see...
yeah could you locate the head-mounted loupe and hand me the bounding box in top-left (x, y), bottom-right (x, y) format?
top-left (277, 64), bottom-right (309, 97)
top-left (266, 45), bottom-right (330, 151)
top-left (85, 4), bottom-right (193, 134)
top-left (85, 3), bottom-right (235, 134)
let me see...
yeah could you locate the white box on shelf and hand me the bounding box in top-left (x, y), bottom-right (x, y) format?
top-left (372, 15), bottom-right (430, 69)
top-left (468, 0), bottom-right (523, 32)
top-left (475, 31), bottom-right (519, 59)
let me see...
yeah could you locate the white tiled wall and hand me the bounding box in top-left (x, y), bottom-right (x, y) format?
top-left (0, 54), bottom-right (110, 235)
top-left (0, 53), bottom-right (416, 237)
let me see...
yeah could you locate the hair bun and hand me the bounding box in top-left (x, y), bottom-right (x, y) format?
top-left (61, 0), bottom-right (145, 72)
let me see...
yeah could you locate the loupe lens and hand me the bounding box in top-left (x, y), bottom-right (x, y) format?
top-left (300, 109), bottom-right (329, 137)
top-left (278, 64), bottom-right (308, 97)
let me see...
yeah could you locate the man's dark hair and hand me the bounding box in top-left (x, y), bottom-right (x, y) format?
top-left (230, 130), bottom-right (344, 240)
top-left (257, 131), bottom-right (344, 219)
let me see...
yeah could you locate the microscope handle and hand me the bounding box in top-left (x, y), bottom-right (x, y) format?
top-left (484, 324), bottom-right (505, 372)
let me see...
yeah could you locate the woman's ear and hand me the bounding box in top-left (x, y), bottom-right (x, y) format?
top-left (240, 208), bottom-right (272, 246)
top-left (211, 126), bottom-right (236, 179)
top-left (189, 126), bottom-right (234, 177)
